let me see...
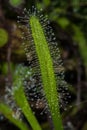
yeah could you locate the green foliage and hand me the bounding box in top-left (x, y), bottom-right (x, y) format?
top-left (0, 0), bottom-right (87, 129)
top-left (0, 8), bottom-right (64, 130)
top-left (48, 3), bottom-right (87, 69)
top-left (13, 65), bottom-right (42, 130)
top-left (1, 62), bottom-right (14, 75)
top-left (72, 0), bottom-right (80, 11)
top-left (0, 65), bottom-right (42, 130)
top-left (0, 28), bottom-right (8, 47)
top-left (9, 0), bottom-right (23, 7)
top-left (43, 0), bottom-right (51, 6)
top-left (0, 103), bottom-right (29, 130)
top-left (36, 0), bottom-right (50, 9)
top-left (73, 25), bottom-right (87, 67)
top-left (57, 17), bottom-right (70, 29)
top-left (30, 16), bottom-right (63, 130)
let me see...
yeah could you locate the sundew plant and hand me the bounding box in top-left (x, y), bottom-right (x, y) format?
top-left (0, 6), bottom-right (71, 130)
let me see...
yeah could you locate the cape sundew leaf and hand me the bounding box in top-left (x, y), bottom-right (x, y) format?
top-left (13, 65), bottom-right (42, 130)
top-left (0, 103), bottom-right (28, 130)
top-left (17, 7), bottom-right (64, 130)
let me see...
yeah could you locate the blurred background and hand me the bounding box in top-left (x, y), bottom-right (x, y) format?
top-left (0, 0), bottom-right (87, 130)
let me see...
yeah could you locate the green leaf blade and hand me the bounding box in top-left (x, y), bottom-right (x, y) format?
top-left (30, 15), bottom-right (63, 130)
top-left (0, 103), bottom-right (28, 130)
top-left (13, 66), bottom-right (42, 130)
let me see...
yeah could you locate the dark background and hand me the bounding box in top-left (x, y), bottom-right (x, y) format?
top-left (0, 0), bottom-right (87, 130)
